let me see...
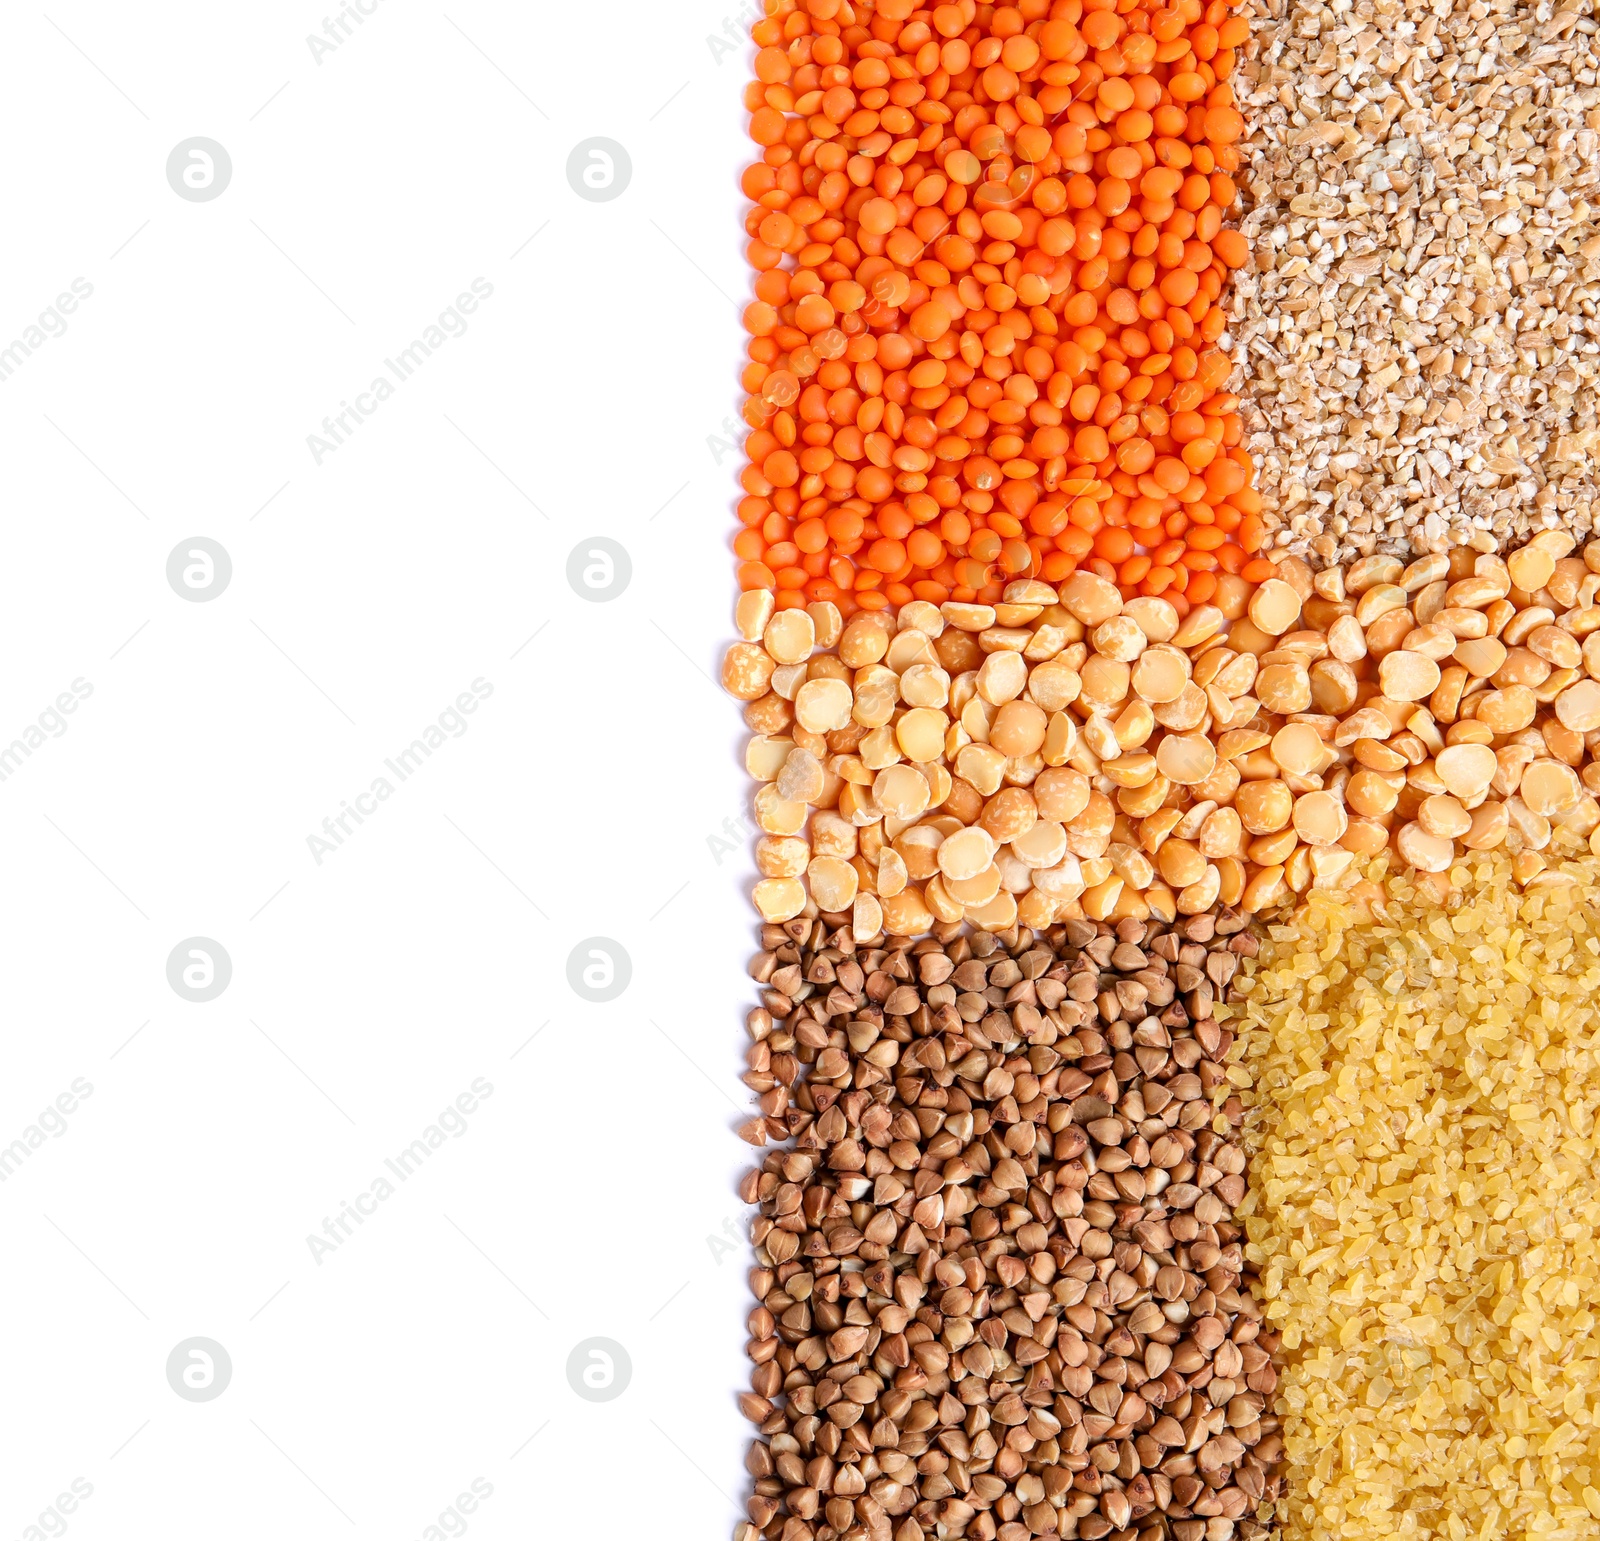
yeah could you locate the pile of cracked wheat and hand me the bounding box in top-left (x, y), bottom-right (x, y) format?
top-left (1234, 0), bottom-right (1600, 564)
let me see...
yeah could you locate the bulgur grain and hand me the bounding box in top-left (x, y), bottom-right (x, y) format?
top-left (1227, 840), bottom-right (1600, 1540)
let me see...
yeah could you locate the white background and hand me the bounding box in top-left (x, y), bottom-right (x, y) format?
top-left (0, 4), bottom-right (765, 1536)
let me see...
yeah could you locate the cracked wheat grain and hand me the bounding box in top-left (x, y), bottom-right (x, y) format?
top-left (1233, 0), bottom-right (1600, 566)
top-left (1227, 841), bottom-right (1600, 1540)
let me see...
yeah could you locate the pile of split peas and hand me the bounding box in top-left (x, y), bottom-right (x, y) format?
top-left (736, 0), bottom-right (1268, 619)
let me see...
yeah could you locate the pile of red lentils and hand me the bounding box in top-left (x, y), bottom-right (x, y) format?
top-left (735, 0), bottom-right (1270, 621)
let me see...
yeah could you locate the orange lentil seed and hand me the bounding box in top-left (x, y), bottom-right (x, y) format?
top-left (735, 0), bottom-right (1263, 616)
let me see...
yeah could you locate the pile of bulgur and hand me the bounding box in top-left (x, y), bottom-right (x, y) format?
top-left (1227, 841), bottom-right (1600, 1539)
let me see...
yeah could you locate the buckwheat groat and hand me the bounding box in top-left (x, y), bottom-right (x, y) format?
top-left (737, 911), bottom-right (1283, 1541)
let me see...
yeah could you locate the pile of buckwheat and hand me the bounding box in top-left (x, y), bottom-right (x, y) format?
top-left (736, 910), bottom-right (1283, 1541)
top-left (1233, 0), bottom-right (1600, 564)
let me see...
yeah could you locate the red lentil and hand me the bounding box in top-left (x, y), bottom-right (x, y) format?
top-left (736, 0), bottom-right (1265, 619)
